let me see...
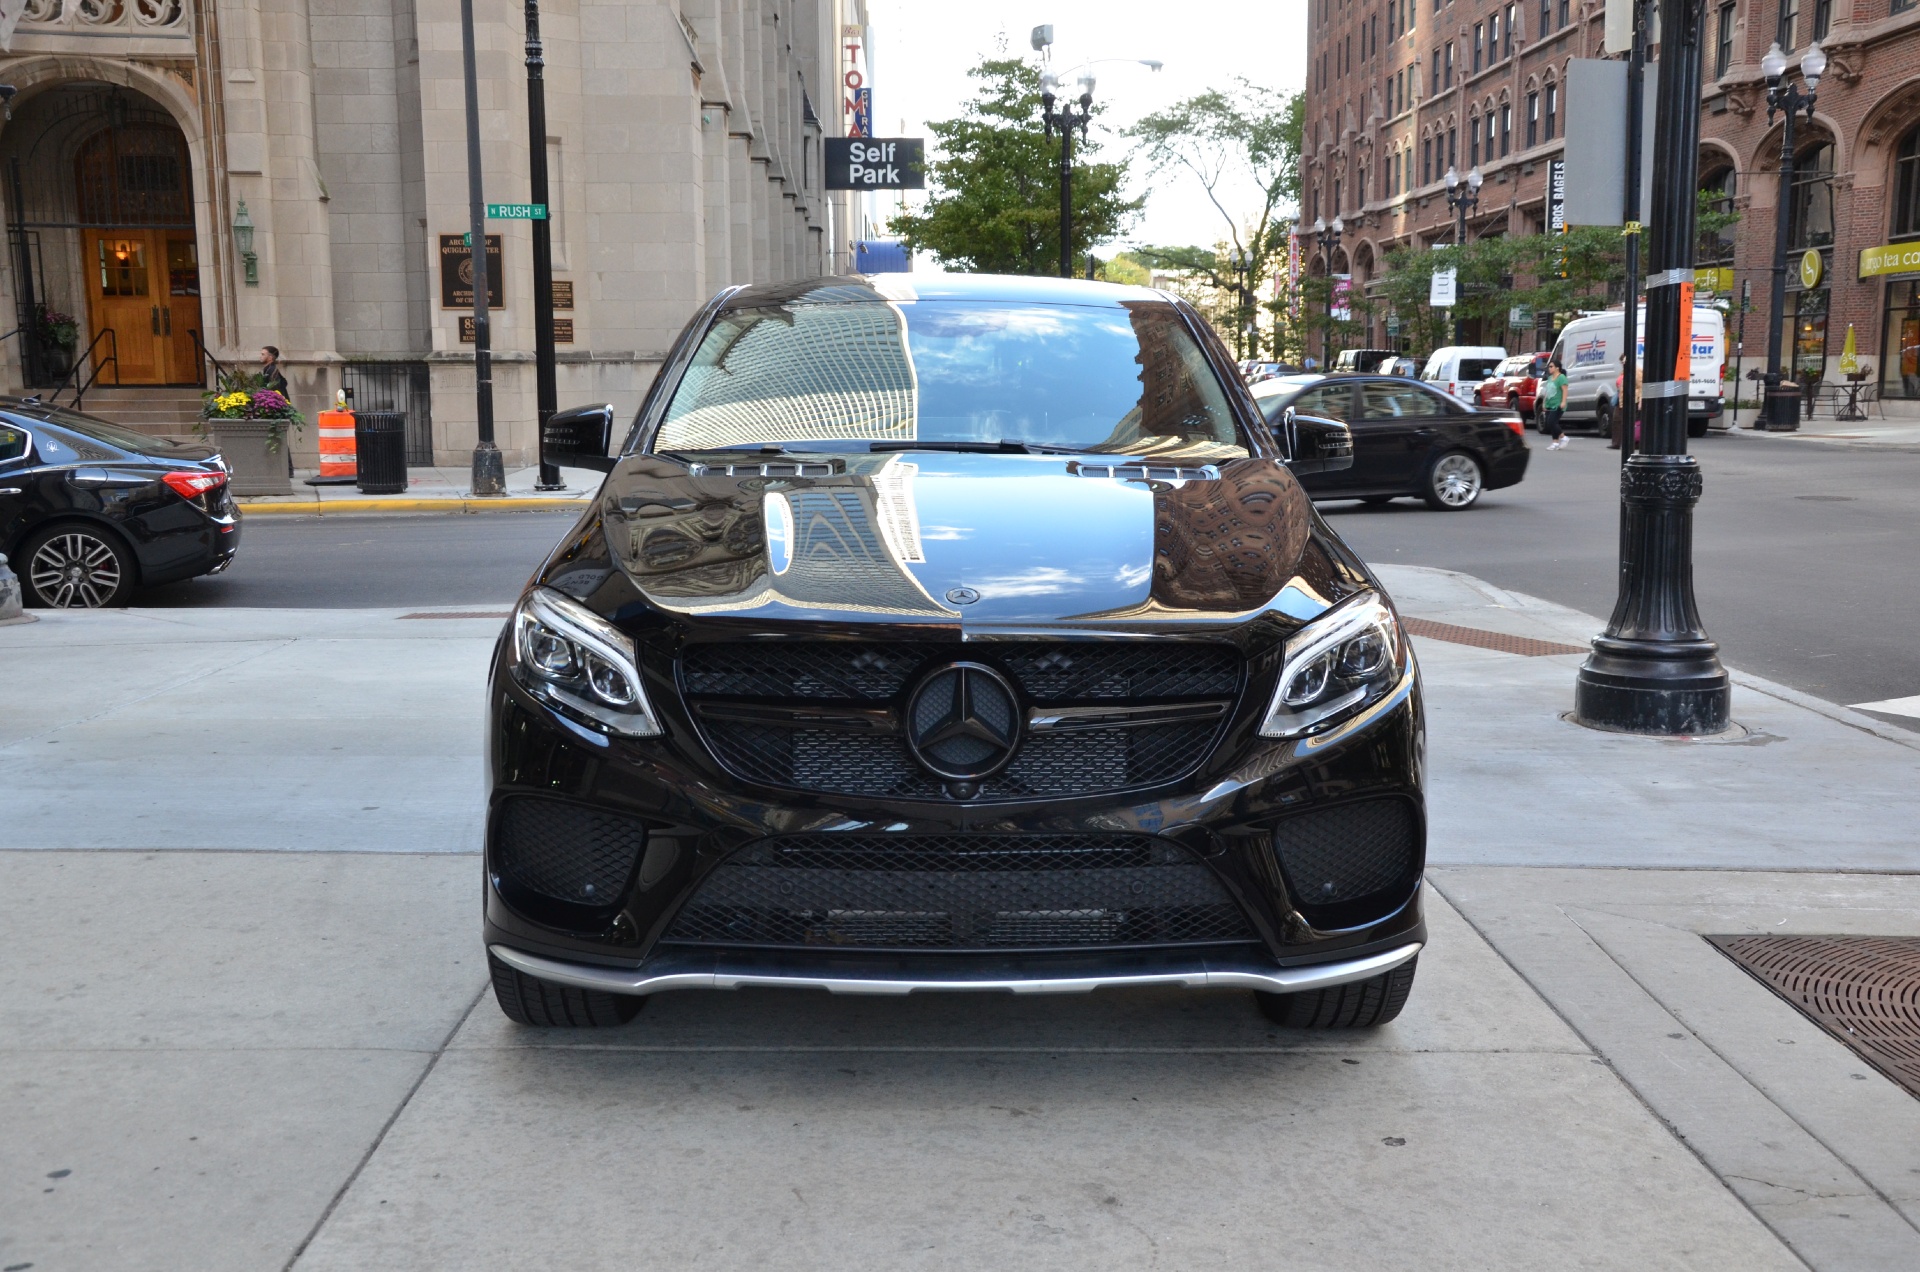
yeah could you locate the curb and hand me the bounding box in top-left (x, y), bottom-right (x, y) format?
top-left (236, 496), bottom-right (593, 516)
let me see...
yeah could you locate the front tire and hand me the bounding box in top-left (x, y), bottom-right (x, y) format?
top-left (20, 522), bottom-right (136, 608)
top-left (1422, 451), bottom-right (1484, 511)
top-left (1255, 957), bottom-right (1418, 1028)
top-left (489, 952), bottom-right (646, 1027)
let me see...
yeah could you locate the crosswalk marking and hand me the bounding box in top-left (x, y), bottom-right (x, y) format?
top-left (1850, 695), bottom-right (1920, 720)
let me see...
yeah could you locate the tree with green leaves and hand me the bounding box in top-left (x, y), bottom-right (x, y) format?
top-left (888, 57), bottom-right (1138, 274)
top-left (1125, 82), bottom-right (1303, 358)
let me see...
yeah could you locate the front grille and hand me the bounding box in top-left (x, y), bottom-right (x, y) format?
top-left (1271, 798), bottom-right (1421, 926)
top-left (659, 833), bottom-right (1259, 952)
top-left (493, 797), bottom-right (647, 907)
top-left (682, 642), bottom-right (1240, 800)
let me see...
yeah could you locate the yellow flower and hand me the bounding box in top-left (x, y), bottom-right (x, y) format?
top-left (214, 391), bottom-right (249, 413)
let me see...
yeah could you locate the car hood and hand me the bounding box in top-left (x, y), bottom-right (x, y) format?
top-left (564, 451), bottom-right (1360, 632)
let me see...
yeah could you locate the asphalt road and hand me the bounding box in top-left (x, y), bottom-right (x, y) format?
top-left (139, 432), bottom-right (1915, 712)
top-left (1325, 430), bottom-right (1918, 713)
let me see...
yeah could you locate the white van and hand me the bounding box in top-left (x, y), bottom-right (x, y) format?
top-left (1551, 306), bottom-right (1726, 438)
top-left (1420, 345), bottom-right (1509, 405)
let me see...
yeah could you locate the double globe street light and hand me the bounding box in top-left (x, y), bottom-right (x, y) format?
top-left (1759, 39), bottom-right (1827, 431)
top-left (1310, 215), bottom-right (1342, 365)
top-left (1039, 68), bottom-right (1098, 279)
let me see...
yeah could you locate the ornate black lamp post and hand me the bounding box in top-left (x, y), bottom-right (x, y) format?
top-left (1759, 39), bottom-right (1826, 432)
top-left (1444, 165), bottom-right (1482, 344)
top-left (458, 0), bottom-right (504, 496)
top-left (1039, 69), bottom-right (1095, 278)
top-left (526, 0), bottom-right (565, 490)
top-left (1574, 0), bottom-right (1729, 736)
top-left (1310, 215), bottom-right (1341, 366)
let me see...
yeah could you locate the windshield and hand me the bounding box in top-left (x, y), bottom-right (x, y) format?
top-left (655, 300), bottom-right (1248, 460)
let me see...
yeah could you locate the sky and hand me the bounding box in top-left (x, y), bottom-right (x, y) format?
top-left (861, 0), bottom-right (1309, 259)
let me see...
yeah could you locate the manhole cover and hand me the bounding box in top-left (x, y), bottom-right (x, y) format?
top-left (1709, 935), bottom-right (1920, 1100)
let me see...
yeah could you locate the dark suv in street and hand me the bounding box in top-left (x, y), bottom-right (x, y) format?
top-left (484, 275), bottom-right (1425, 1028)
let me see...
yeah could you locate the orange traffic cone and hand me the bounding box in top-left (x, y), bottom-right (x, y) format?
top-left (314, 390), bottom-right (357, 484)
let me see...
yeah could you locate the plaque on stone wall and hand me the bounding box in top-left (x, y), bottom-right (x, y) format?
top-left (459, 316), bottom-right (475, 343)
top-left (439, 234), bottom-right (504, 308)
top-left (554, 319), bottom-right (574, 343)
top-left (551, 279), bottom-right (573, 310)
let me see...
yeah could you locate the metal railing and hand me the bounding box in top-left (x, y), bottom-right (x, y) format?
top-left (188, 329), bottom-right (237, 392)
top-left (47, 327), bottom-right (119, 409)
top-left (341, 361), bottom-right (434, 465)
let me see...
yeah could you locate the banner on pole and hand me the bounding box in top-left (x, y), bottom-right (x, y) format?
top-left (1430, 268), bottom-right (1457, 308)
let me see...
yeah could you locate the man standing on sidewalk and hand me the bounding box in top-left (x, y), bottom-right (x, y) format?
top-left (259, 346), bottom-right (289, 396)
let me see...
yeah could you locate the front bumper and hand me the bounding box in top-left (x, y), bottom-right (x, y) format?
top-left (490, 938), bottom-right (1423, 998)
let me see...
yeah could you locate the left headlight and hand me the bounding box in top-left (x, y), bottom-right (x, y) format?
top-left (510, 587), bottom-right (664, 737)
top-left (1258, 592), bottom-right (1404, 739)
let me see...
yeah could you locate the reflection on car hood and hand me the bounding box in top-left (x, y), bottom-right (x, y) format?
top-left (579, 451), bottom-right (1357, 631)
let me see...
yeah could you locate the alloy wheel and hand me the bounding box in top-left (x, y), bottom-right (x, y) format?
top-left (1428, 454), bottom-right (1483, 510)
top-left (29, 531), bottom-right (125, 607)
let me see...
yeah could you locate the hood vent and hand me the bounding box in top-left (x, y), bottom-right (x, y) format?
top-left (1073, 462), bottom-right (1217, 482)
top-left (687, 460), bottom-right (837, 478)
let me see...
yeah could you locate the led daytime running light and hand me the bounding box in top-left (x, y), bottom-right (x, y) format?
top-left (511, 587), bottom-right (663, 737)
top-left (1260, 593), bottom-right (1404, 739)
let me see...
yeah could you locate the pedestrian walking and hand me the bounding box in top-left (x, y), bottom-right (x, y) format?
top-left (1541, 357), bottom-right (1569, 450)
top-left (259, 345), bottom-right (289, 396)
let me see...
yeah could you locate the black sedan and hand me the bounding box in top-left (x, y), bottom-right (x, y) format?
top-left (0, 400), bottom-right (239, 606)
top-left (1251, 373), bottom-right (1529, 510)
top-left (483, 273), bottom-right (1424, 1031)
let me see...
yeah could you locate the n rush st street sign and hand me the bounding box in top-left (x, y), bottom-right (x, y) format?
top-left (825, 138), bottom-right (925, 190)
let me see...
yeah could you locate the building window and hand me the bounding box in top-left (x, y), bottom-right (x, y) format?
top-left (1544, 84), bottom-right (1558, 141)
top-left (1715, 4), bottom-right (1735, 78)
top-left (1489, 13), bottom-right (1502, 62)
top-left (1485, 112), bottom-right (1497, 163)
top-left (1470, 114), bottom-right (1481, 165)
top-left (1334, 179), bottom-right (1342, 214)
top-left (1445, 43), bottom-right (1454, 88)
top-left (1447, 126), bottom-right (1457, 169)
top-left (1390, 0), bottom-right (1398, 36)
top-left (1896, 0), bottom-right (1916, 12)
top-left (1788, 141), bottom-right (1835, 250)
top-left (1474, 23), bottom-right (1484, 72)
top-left (1896, 126), bottom-right (1920, 239)
top-left (1310, 186), bottom-right (1320, 222)
top-left (1779, 0), bottom-right (1798, 52)
top-left (1540, 0), bottom-right (1551, 33)
top-left (1699, 168), bottom-right (1737, 265)
top-left (1500, 103), bottom-right (1512, 155)
top-left (1813, 0), bottom-right (1831, 41)
top-left (1423, 136), bottom-right (1433, 185)
top-left (1526, 92), bottom-right (1539, 146)
top-left (1504, 4), bottom-right (1516, 57)
top-left (1557, 0), bottom-right (1569, 25)
top-left (1432, 50), bottom-right (1442, 92)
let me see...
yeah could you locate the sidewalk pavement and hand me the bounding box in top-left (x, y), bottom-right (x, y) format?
top-left (1717, 401), bottom-right (1920, 449)
top-left (234, 463), bottom-right (602, 515)
top-left (2, 571), bottom-right (1917, 1270)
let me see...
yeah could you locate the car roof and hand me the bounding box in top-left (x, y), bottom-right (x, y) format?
top-left (1250, 374), bottom-right (1326, 397)
top-left (719, 273), bottom-right (1169, 310)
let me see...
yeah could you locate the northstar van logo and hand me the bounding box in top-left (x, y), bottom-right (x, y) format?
top-left (1573, 337), bottom-right (1607, 366)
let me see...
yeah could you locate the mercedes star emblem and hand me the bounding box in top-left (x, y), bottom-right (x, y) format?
top-left (945, 586), bottom-right (981, 605)
top-left (905, 662), bottom-right (1020, 782)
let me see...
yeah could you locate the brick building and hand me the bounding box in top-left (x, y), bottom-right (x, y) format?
top-left (1301, 1), bottom-right (1920, 411)
top-left (1297, 0), bottom-right (1607, 361)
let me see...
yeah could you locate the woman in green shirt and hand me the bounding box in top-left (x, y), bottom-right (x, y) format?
top-left (1540, 358), bottom-right (1570, 450)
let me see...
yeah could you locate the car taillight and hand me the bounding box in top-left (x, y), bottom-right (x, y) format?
top-left (163, 470), bottom-right (228, 499)
top-left (1501, 416), bottom-right (1525, 436)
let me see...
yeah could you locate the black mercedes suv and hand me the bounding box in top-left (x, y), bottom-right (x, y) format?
top-left (484, 274), bottom-right (1425, 1028)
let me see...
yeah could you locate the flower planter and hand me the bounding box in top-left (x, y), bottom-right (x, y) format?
top-left (206, 416), bottom-right (293, 496)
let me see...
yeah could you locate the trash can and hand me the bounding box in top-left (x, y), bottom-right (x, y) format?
top-left (354, 410), bottom-right (408, 494)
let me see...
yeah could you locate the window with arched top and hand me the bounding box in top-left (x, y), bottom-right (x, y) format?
top-left (1894, 124), bottom-right (1920, 240)
top-left (74, 124), bottom-right (192, 227)
top-left (1699, 166), bottom-right (1737, 265)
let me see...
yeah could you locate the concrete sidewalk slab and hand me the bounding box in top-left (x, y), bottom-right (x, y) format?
top-left (295, 892), bottom-right (1794, 1272)
top-left (0, 851), bottom-right (480, 1272)
top-left (1434, 868), bottom-right (1920, 1269)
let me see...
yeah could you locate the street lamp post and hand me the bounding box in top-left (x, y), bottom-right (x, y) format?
top-left (1039, 69), bottom-right (1095, 278)
top-left (1574, 0), bottom-right (1729, 736)
top-left (459, 0), bottom-right (504, 496)
top-left (1759, 40), bottom-right (1826, 432)
top-left (1227, 245), bottom-right (1254, 359)
top-left (526, 0), bottom-right (564, 490)
top-left (1444, 165), bottom-right (1482, 345)
top-left (1311, 216), bottom-right (1342, 366)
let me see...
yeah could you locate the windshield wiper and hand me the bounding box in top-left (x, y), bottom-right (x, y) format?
top-left (867, 439), bottom-right (1083, 455)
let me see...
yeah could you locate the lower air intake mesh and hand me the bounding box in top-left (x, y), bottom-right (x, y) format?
top-left (1271, 798), bottom-right (1421, 926)
top-left (494, 797), bottom-right (647, 907)
top-left (660, 834), bottom-right (1258, 951)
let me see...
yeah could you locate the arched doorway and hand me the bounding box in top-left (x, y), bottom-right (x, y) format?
top-left (2, 84), bottom-right (204, 387)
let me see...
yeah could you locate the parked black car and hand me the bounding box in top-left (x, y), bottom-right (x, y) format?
top-left (0, 400), bottom-right (239, 606)
top-left (484, 274), bottom-right (1424, 1029)
top-left (1250, 374), bottom-right (1530, 510)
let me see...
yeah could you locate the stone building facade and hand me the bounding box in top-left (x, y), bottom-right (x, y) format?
top-left (1300, 0), bottom-right (1920, 411)
top-left (0, 0), bottom-right (873, 466)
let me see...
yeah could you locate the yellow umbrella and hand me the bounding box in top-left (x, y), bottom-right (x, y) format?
top-left (1840, 323), bottom-right (1860, 376)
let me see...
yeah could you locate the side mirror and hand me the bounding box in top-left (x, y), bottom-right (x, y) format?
top-left (541, 403), bottom-right (618, 473)
top-left (1281, 406), bottom-right (1354, 475)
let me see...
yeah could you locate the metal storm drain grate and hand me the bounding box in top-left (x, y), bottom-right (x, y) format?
top-left (1709, 935), bottom-right (1920, 1100)
top-left (1401, 617), bottom-right (1588, 658)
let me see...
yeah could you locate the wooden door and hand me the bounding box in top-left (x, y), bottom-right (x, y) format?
top-left (162, 233), bottom-right (204, 382)
top-left (85, 232), bottom-right (163, 384)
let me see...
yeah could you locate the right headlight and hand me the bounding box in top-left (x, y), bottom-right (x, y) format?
top-left (510, 587), bottom-right (664, 737)
top-left (1258, 592), bottom-right (1404, 738)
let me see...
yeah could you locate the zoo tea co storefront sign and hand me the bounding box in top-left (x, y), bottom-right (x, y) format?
top-left (1859, 241), bottom-right (1920, 280)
